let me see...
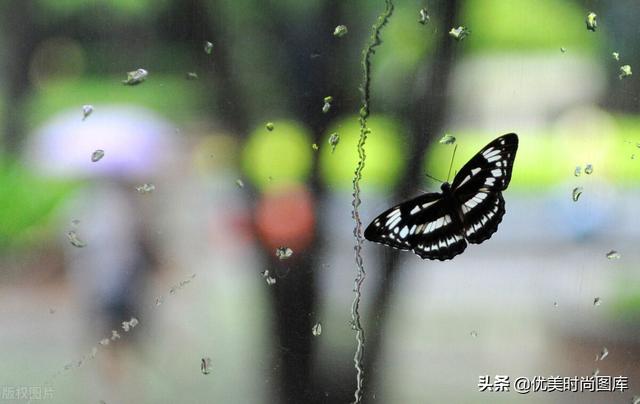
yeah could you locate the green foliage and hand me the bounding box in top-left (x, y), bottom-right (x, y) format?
top-left (321, 115), bottom-right (406, 190)
top-left (0, 160), bottom-right (76, 249)
top-left (242, 120), bottom-right (313, 191)
top-left (24, 76), bottom-right (207, 132)
top-left (462, 0), bottom-right (602, 53)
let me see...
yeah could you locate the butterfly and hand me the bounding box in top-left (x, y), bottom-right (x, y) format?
top-left (364, 133), bottom-right (518, 261)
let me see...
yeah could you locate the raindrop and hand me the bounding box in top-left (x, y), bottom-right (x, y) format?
top-left (586, 12), bottom-right (597, 32)
top-left (418, 8), bottom-right (430, 25)
top-left (328, 133), bottom-right (340, 153)
top-left (632, 154), bottom-right (636, 160)
top-left (312, 323), bottom-right (322, 337)
top-left (333, 25), bottom-right (348, 38)
top-left (136, 183), bottom-right (155, 194)
top-left (596, 346), bottom-right (609, 361)
top-left (632, 395), bottom-right (640, 404)
top-left (154, 297), bottom-right (163, 306)
top-left (169, 287), bottom-right (177, 295)
top-left (439, 134), bottom-right (456, 145)
top-left (606, 250), bottom-right (621, 260)
top-left (265, 122), bottom-right (275, 131)
top-left (99, 338), bottom-right (110, 346)
top-left (122, 317), bottom-right (139, 332)
top-left (592, 368), bottom-right (600, 377)
top-left (186, 72), bottom-right (199, 80)
top-left (612, 52), bottom-right (620, 61)
top-left (71, 219), bottom-right (81, 226)
top-left (204, 41), bottom-right (213, 55)
top-left (82, 105), bottom-right (93, 121)
top-left (235, 179), bottom-right (245, 188)
top-left (201, 357), bottom-right (213, 375)
top-left (122, 68), bottom-right (148, 85)
top-left (584, 163), bottom-right (593, 175)
top-left (90, 347), bottom-right (98, 358)
top-left (593, 297), bottom-right (601, 306)
top-left (66, 230), bottom-right (87, 248)
top-left (470, 330), bottom-right (478, 338)
top-left (261, 270), bottom-right (276, 286)
top-left (560, 47), bottom-right (567, 53)
top-left (572, 187), bottom-right (583, 202)
top-left (312, 143), bottom-right (319, 151)
top-left (449, 26), bottom-right (470, 41)
top-left (111, 330), bottom-right (121, 340)
top-left (91, 149), bottom-right (105, 162)
top-left (619, 65), bottom-right (632, 80)
top-left (275, 246), bottom-right (293, 260)
top-left (574, 166), bottom-right (581, 177)
top-left (49, 308), bottom-right (56, 314)
top-left (322, 96), bottom-right (333, 114)
top-left (553, 301), bottom-right (559, 308)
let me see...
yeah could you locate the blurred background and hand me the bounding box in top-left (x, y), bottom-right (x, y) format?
top-left (0, 0), bottom-right (639, 403)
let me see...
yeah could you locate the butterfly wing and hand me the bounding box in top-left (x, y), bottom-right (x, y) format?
top-left (451, 133), bottom-right (518, 244)
top-left (364, 193), bottom-right (467, 261)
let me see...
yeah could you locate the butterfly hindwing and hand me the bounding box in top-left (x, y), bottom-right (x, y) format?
top-left (364, 193), bottom-right (468, 260)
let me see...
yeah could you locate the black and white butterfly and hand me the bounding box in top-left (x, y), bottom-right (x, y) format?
top-left (364, 133), bottom-right (518, 261)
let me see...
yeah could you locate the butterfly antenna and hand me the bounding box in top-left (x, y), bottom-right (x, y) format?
top-left (446, 144), bottom-right (458, 183)
top-left (425, 173), bottom-right (444, 184)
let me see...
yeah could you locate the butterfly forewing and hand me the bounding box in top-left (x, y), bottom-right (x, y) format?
top-left (364, 193), bottom-right (468, 261)
top-left (365, 133), bottom-right (518, 260)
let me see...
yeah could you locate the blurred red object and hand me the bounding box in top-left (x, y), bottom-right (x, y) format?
top-left (254, 185), bottom-right (315, 253)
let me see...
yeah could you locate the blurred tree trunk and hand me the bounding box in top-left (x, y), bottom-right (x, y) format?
top-left (2, 0), bottom-right (40, 154)
top-left (164, 0), bottom-right (250, 135)
top-left (362, 1), bottom-right (461, 402)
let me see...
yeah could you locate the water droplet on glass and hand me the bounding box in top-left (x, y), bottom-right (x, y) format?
top-left (201, 357), bottom-right (212, 375)
top-left (82, 105), bottom-right (93, 121)
top-left (328, 133), bottom-right (340, 153)
top-left (136, 183), bottom-right (155, 194)
top-left (99, 338), bottom-right (110, 346)
top-left (449, 26), bottom-right (470, 41)
top-left (418, 8), bottom-right (430, 25)
top-left (67, 230), bottom-right (87, 248)
top-left (632, 154), bottom-right (636, 160)
top-left (572, 187), bottom-right (583, 202)
top-left (333, 25), bottom-right (348, 38)
top-left (204, 41), bottom-right (213, 55)
top-left (111, 330), bottom-right (121, 340)
top-left (596, 346), bottom-right (609, 361)
top-left (553, 301), bottom-right (559, 308)
top-left (236, 179), bottom-right (244, 188)
top-left (91, 149), bottom-right (105, 162)
top-left (606, 250), bottom-right (621, 260)
top-left (186, 72), bottom-right (199, 80)
top-left (439, 134), bottom-right (456, 145)
top-left (632, 395), bottom-right (640, 404)
top-left (560, 47), bottom-right (567, 53)
top-left (122, 317), bottom-right (139, 332)
top-left (593, 297), bottom-right (601, 306)
top-left (90, 347), bottom-right (98, 358)
top-left (122, 68), bottom-right (148, 85)
top-left (574, 166), bottom-right (581, 177)
top-left (261, 270), bottom-right (276, 286)
top-left (71, 219), bottom-right (80, 226)
top-left (586, 12), bottom-right (597, 32)
top-left (312, 143), bottom-right (319, 151)
top-left (312, 323), bottom-right (322, 337)
top-left (49, 308), bottom-right (56, 314)
top-left (266, 122), bottom-right (275, 131)
top-left (322, 96), bottom-right (333, 114)
top-left (592, 368), bottom-right (600, 377)
top-left (612, 52), bottom-right (620, 61)
top-left (584, 163), bottom-right (593, 175)
top-left (470, 330), bottom-right (478, 337)
top-left (169, 287), bottom-right (177, 295)
top-left (275, 246), bottom-right (293, 260)
top-left (155, 297), bottom-right (163, 306)
top-left (619, 65), bottom-right (632, 80)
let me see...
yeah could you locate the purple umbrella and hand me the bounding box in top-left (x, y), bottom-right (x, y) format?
top-left (26, 105), bottom-right (177, 179)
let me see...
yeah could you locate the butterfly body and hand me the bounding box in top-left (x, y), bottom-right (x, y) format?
top-left (364, 133), bottom-right (518, 261)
